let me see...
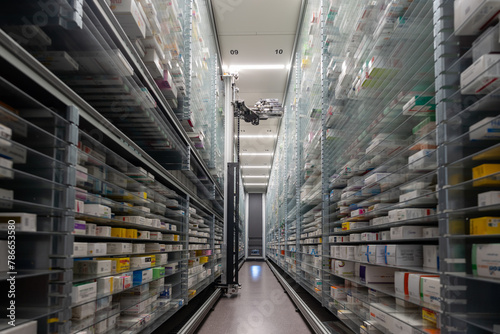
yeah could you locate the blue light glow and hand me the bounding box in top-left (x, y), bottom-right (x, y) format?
top-left (251, 265), bottom-right (261, 280)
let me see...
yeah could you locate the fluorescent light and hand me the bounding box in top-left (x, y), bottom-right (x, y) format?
top-left (240, 152), bottom-right (274, 156)
top-left (241, 166), bottom-right (271, 169)
top-left (229, 64), bottom-right (286, 71)
top-left (236, 134), bottom-right (277, 138)
top-left (242, 175), bottom-right (270, 178)
top-left (244, 183), bottom-right (268, 186)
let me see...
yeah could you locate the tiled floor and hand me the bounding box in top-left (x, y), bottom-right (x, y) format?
top-left (196, 262), bottom-right (313, 334)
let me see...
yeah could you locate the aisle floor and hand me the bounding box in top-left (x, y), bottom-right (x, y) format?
top-left (196, 262), bottom-right (313, 334)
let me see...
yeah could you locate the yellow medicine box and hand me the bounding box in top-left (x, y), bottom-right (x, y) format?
top-left (126, 229), bottom-right (138, 239)
top-left (473, 164), bottom-right (500, 186)
top-left (341, 222), bottom-right (350, 231)
top-left (422, 307), bottom-right (438, 325)
top-left (101, 257), bottom-right (130, 273)
top-left (470, 217), bottom-right (500, 235)
top-left (111, 228), bottom-right (126, 238)
top-left (200, 256), bottom-right (209, 264)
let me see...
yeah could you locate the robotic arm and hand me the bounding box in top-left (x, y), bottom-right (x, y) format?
top-left (233, 100), bottom-right (260, 126)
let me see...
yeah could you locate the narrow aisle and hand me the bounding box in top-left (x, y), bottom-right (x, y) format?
top-left (196, 262), bottom-right (313, 334)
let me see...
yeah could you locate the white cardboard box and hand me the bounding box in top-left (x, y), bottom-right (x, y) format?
top-left (84, 204), bottom-right (111, 219)
top-left (361, 232), bottom-right (379, 241)
top-left (0, 213), bottom-right (37, 232)
top-left (350, 233), bottom-right (361, 241)
top-left (96, 226), bottom-right (112, 237)
top-left (72, 282), bottom-right (97, 304)
top-left (73, 220), bottom-right (86, 235)
top-left (461, 54), bottom-right (500, 95)
top-left (369, 304), bottom-right (393, 330)
top-left (87, 243), bottom-right (107, 256)
top-left (75, 200), bottom-right (84, 214)
top-left (408, 149), bottom-right (436, 171)
top-left (478, 191), bottom-right (500, 207)
top-left (395, 271), bottom-right (418, 296)
top-left (72, 301), bottom-right (95, 320)
top-left (368, 245), bottom-right (385, 264)
top-left (388, 208), bottom-right (436, 222)
top-left (390, 226), bottom-right (423, 240)
top-left (143, 48), bottom-right (163, 78)
top-left (380, 231), bottom-right (391, 240)
top-left (423, 245), bottom-right (439, 270)
top-left (454, 0), bottom-right (500, 36)
top-left (73, 242), bottom-right (88, 257)
top-left (73, 260), bottom-right (111, 275)
top-left (472, 243), bottom-right (500, 278)
top-left (156, 253), bottom-right (168, 265)
top-left (85, 223), bottom-right (96, 236)
top-left (359, 245), bottom-right (369, 263)
top-left (390, 313), bottom-right (423, 334)
top-left (421, 276), bottom-right (441, 307)
top-left (371, 216), bottom-right (390, 226)
top-left (149, 231), bottom-right (162, 240)
top-left (470, 117), bottom-right (500, 141)
top-left (385, 244), bottom-right (423, 266)
top-left (110, 0), bottom-right (147, 39)
top-left (133, 243), bottom-right (146, 253)
top-left (408, 273), bottom-right (439, 299)
top-left (334, 260), bottom-right (355, 276)
top-left (340, 246), bottom-right (356, 260)
top-left (131, 256), bottom-right (152, 269)
top-left (115, 216), bottom-right (146, 225)
top-left (0, 157), bottom-right (13, 179)
top-left (138, 230), bottom-right (150, 239)
top-left (97, 276), bottom-right (114, 295)
top-left (423, 227), bottom-right (439, 238)
top-left (359, 265), bottom-right (396, 283)
top-left (107, 242), bottom-right (133, 254)
top-left (331, 285), bottom-right (347, 300)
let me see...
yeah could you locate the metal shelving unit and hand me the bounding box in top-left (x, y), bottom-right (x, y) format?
top-left (0, 0), bottom-right (224, 332)
top-left (265, 0), bottom-right (500, 333)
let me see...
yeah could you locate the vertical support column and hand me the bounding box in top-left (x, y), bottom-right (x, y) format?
top-left (210, 54), bottom-right (218, 169)
top-left (182, 0), bottom-right (193, 121)
top-left (320, 0), bottom-right (328, 307)
top-left (210, 213), bottom-right (215, 283)
top-left (433, 1), bottom-right (467, 332)
top-left (225, 163), bottom-right (237, 285)
top-left (182, 195), bottom-right (191, 303)
top-left (222, 74), bottom-right (234, 285)
top-left (284, 122), bottom-right (288, 272)
top-left (53, 105), bottom-right (79, 334)
top-left (294, 53), bottom-right (301, 282)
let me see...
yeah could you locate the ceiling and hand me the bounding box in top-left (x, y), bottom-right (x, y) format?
top-left (211, 0), bottom-right (303, 192)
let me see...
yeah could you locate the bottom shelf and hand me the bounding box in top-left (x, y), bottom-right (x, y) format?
top-left (116, 299), bottom-right (185, 334)
top-left (188, 276), bottom-right (213, 301)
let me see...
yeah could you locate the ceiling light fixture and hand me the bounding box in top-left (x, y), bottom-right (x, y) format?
top-left (239, 152), bottom-right (274, 156)
top-left (244, 183), bottom-right (268, 186)
top-left (240, 166), bottom-right (271, 169)
top-left (229, 64), bottom-right (286, 71)
top-left (236, 134), bottom-right (277, 138)
top-left (242, 175), bottom-right (270, 178)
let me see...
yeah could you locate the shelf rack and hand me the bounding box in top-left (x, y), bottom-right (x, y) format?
top-left (0, 0), bottom-right (225, 333)
top-left (265, 0), bottom-right (500, 333)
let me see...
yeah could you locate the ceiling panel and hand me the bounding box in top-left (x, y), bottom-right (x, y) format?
top-left (239, 155), bottom-right (273, 166)
top-left (212, 0), bottom-right (301, 35)
top-left (218, 35), bottom-right (295, 66)
top-left (235, 71), bottom-right (288, 94)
